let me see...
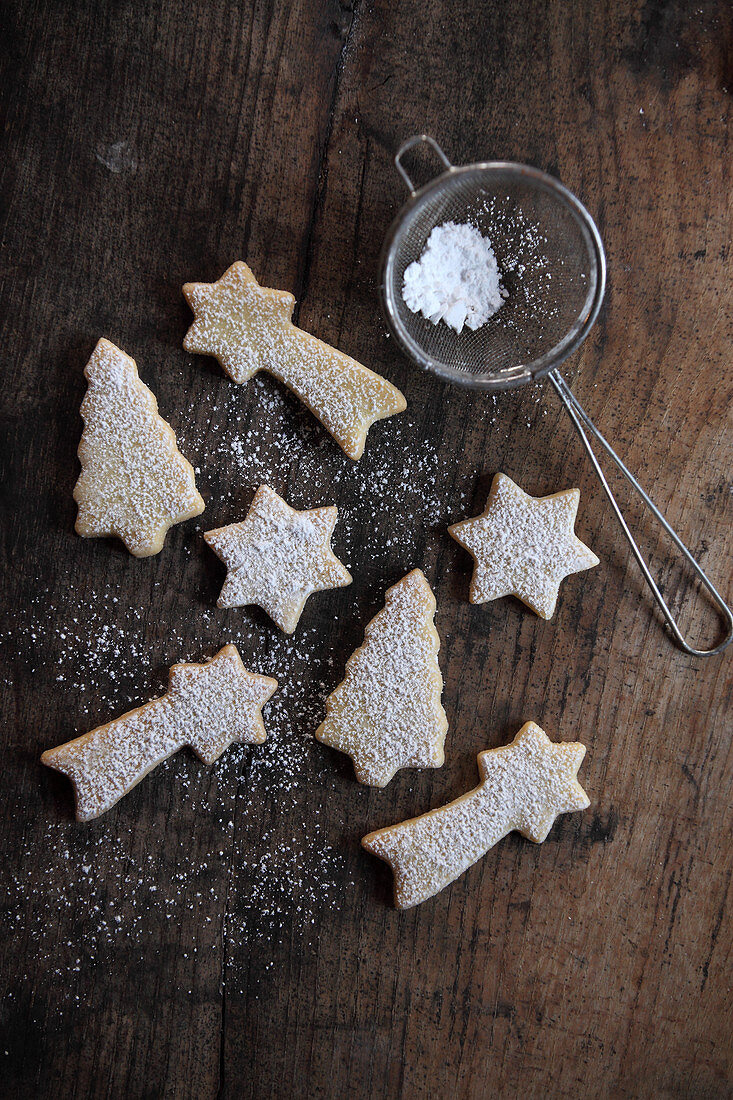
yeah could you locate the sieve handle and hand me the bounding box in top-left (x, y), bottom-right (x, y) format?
top-left (549, 371), bottom-right (733, 657)
top-left (395, 135), bottom-right (453, 194)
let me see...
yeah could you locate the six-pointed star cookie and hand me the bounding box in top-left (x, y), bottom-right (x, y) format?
top-left (204, 485), bottom-right (352, 633)
top-left (449, 472), bottom-right (599, 619)
top-left (182, 261), bottom-right (406, 459)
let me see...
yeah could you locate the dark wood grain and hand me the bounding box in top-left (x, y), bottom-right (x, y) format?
top-left (1, 1), bottom-right (731, 1097)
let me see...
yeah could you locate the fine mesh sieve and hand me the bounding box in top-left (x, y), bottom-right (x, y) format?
top-left (380, 135), bottom-right (732, 656)
top-left (381, 138), bottom-right (605, 389)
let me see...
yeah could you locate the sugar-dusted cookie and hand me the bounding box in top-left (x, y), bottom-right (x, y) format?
top-left (315, 569), bottom-right (447, 786)
top-left (363, 722), bottom-right (590, 909)
top-left (448, 473), bottom-right (599, 619)
top-left (182, 261), bottom-right (407, 460)
top-left (74, 338), bottom-right (205, 557)
top-left (41, 645), bottom-right (276, 821)
top-left (204, 485), bottom-right (352, 634)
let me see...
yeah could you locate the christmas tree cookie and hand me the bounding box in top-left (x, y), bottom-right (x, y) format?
top-left (182, 261), bottom-right (407, 460)
top-left (315, 569), bottom-right (448, 786)
top-left (363, 722), bottom-right (590, 908)
top-left (74, 339), bottom-right (204, 556)
top-left (41, 645), bottom-right (277, 821)
top-left (204, 485), bottom-right (352, 633)
top-left (449, 473), bottom-right (599, 619)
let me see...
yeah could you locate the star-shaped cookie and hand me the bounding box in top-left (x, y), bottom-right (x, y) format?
top-left (448, 473), bottom-right (599, 619)
top-left (204, 485), bottom-right (352, 633)
top-left (182, 261), bottom-right (406, 459)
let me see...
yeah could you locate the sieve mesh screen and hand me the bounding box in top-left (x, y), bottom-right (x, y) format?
top-left (381, 165), bottom-right (604, 388)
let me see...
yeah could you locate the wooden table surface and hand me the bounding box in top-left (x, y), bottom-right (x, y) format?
top-left (2, 1), bottom-right (731, 1097)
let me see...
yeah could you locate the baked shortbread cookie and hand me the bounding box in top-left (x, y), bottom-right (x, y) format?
top-left (182, 261), bottom-right (407, 459)
top-left (363, 722), bottom-right (590, 908)
top-left (74, 338), bottom-right (204, 556)
top-left (204, 485), bottom-right (352, 633)
top-left (315, 569), bottom-right (448, 786)
top-left (448, 473), bottom-right (599, 619)
top-left (41, 646), bottom-right (277, 821)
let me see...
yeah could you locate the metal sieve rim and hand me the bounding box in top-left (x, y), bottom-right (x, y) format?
top-left (379, 159), bottom-right (607, 391)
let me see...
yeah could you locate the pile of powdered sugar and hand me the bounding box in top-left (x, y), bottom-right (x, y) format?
top-left (402, 221), bottom-right (506, 334)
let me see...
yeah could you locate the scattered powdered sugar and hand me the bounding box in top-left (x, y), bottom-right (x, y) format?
top-left (472, 194), bottom-right (564, 339)
top-left (3, 594), bottom-right (356, 991)
top-left (6, 736), bottom-right (354, 998)
top-left (402, 221), bottom-right (506, 333)
top-left (316, 570), bottom-right (448, 786)
top-left (178, 378), bottom-right (474, 556)
top-left (363, 722), bottom-right (589, 909)
top-left (1, 542), bottom-right (368, 991)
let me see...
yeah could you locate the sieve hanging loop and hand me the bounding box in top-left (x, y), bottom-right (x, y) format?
top-left (395, 134), bottom-right (453, 194)
top-left (549, 372), bottom-right (733, 657)
top-left (380, 135), bottom-right (733, 656)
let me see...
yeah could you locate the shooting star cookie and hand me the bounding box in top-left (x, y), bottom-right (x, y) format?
top-left (204, 485), bottom-right (352, 634)
top-left (448, 473), bottom-right (599, 619)
top-left (182, 261), bottom-right (407, 459)
top-left (363, 721), bottom-right (590, 908)
top-left (41, 645), bottom-right (277, 821)
top-left (74, 338), bottom-right (205, 557)
top-left (315, 569), bottom-right (448, 786)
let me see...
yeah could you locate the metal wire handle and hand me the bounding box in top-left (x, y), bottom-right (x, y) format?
top-left (549, 372), bottom-right (733, 657)
top-left (395, 134), bottom-right (453, 193)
